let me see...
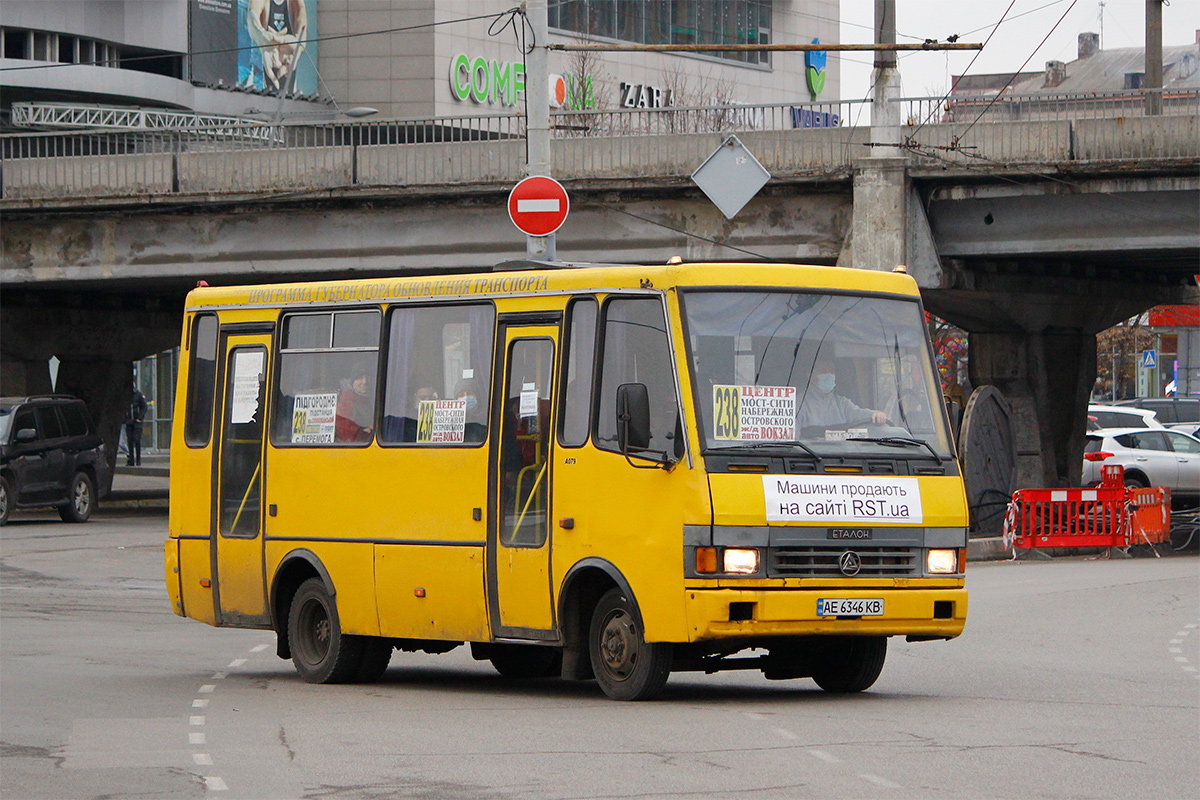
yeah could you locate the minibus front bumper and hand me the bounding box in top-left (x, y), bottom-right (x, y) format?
top-left (683, 586), bottom-right (968, 641)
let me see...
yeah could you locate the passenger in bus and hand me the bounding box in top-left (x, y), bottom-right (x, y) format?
top-left (335, 361), bottom-right (375, 442)
top-left (454, 378), bottom-right (487, 443)
top-left (798, 358), bottom-right (887, 430)
top-left (399, 384), bottom-right (439, 442)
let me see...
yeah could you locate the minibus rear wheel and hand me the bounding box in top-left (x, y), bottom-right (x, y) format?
top-left (288, 577), bottom-right (368, 684)
top-left (811, 636), bottom-right (887, 693)
top-left (589, 588), bottom-right (671, 701)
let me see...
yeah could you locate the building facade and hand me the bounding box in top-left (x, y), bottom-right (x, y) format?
top-left (2, 1), bottom-right (841, 126)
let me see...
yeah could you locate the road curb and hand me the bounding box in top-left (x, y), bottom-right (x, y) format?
top-left (968, 537), bottom-right (1010, 562)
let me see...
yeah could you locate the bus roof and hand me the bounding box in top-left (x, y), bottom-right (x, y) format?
top-left (183, 262), bottom-right (920, 311)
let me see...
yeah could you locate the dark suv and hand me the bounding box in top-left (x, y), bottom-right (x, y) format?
top-left (0, 396), bottom-right (112, 525)
top-left (1114, 397), bottom-right (1200, 425)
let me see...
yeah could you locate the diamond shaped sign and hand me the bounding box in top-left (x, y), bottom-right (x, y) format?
top-left (691, 135), bottom-right (771, 219)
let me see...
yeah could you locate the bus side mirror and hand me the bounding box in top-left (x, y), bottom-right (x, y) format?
top-left (616, 383), bottom-right (651, 453)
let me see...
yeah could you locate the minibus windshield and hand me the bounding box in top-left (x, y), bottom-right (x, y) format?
top-left (681, 290), bottom-right (952, 459)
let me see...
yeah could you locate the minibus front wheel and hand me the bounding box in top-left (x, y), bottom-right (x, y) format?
top-left (589, 588), bottom-right (671, 701)
top-left (811, 635), bottom-right (887, 693)
top-left (288, 577), bottom-right (391, 683)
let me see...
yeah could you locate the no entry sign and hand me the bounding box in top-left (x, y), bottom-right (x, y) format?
top-left (508, 176), bottom-right (569, 236)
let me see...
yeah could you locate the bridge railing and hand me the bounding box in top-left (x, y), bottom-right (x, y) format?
top-left (1, 91), bottom-right (1195, 202)
top-left (899, 89), bottom-right (1200, 164)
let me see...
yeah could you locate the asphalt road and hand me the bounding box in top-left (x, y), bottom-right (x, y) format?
top-left (1, 508), bottom-right (1197, 800)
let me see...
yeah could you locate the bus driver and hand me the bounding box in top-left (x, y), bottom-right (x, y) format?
top-left (797, 357), bottom-right (887, 430)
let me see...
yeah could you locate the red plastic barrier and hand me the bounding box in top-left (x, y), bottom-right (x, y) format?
top-left (1128, 486), bottom-right (1172, 545)
top-left (1002, 464), bottom-right (1172, 553)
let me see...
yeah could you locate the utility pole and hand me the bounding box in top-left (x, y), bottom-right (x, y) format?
top-left (1145, 0), bottom-right (1163, 115)
top-left (524, 0), bottom-right (555, 260)
top-left (872, 0), bottom-right (901, 155)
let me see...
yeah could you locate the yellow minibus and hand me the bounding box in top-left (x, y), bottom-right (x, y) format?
top-left (165, 261), bottom-right (968, 700)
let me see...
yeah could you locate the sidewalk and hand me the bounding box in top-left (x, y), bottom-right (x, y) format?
top-left (106, 452), bottom-right (169, 509)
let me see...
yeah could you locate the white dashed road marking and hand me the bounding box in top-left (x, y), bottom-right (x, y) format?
top-left (767, 727), bottom-right (897, 789)
top-left (1168, 622), bottom-right (1199, 679)
top-left (186, 642), bottom-right (272, 795)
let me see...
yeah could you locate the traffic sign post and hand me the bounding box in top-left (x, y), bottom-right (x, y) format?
top-left (508, 175), bottom-right (569, 260)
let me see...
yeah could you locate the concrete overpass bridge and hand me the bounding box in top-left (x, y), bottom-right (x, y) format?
top-left (2, 91), bottom-right (1197, 493)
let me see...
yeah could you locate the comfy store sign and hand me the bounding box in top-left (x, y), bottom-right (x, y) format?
top-left (449, 53), bottom-right (596, 109)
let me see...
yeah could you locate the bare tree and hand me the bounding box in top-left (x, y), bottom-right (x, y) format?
top-left (554, 50), bottom-right (613, 137)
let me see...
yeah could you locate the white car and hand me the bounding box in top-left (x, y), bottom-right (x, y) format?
top-left (1087, 404), bottom-right (1164, 430)
top-left (1169, 422), bottom-right (1200, 439)
top-left (1082, 427), bottom-right (1200, 501)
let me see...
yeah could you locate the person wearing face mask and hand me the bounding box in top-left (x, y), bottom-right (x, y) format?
top-left (335, 361), bottom-right (375, 443)
top-left (797, 357), bottom-right (888, 430)
top-left (454, 378), bottom-right (487, 443)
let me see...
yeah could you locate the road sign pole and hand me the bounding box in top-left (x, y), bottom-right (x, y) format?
top-left (525, 0), bottom-right (555, 260)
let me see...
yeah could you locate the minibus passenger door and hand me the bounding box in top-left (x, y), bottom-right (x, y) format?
top-left (488, 322), bottom-right (559, 639)
top-left (212, 333), bottom-right (271, 625)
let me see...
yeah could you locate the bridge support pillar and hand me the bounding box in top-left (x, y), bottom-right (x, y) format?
top-left (0, 358), bottom-right (54, 396)
top-left (843, 157), bottom-right (907, 271)
top-left (840, 158), bottom-right (943, 286)
top-left (2, 299), bottom-right (179, 483)
top-left (53, 357), bottom-right (132, 492)
top-left (969, 330), bottom-right (1097, 489)
top-left (926, 269), bottom-right (1177, 491)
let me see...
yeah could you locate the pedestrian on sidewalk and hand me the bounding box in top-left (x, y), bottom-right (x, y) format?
top-left (124, 384), bottom-right (148, 467)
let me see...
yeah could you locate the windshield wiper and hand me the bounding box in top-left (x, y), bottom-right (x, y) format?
top-left (723, 441), bottom-right (822, 461)
top-left (846, 436), bottom-right (943, 462)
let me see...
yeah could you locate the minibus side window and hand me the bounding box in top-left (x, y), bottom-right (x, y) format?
top-left (595, 297), bottom-right (679, 456)
top-left (271, 310), bottom-right (381, 446)
top-left (559, 298), bottom-right (598, 447)
top-left (184, 313), bottom-right (218, 447)
top-left (380, 304), bottom-right (495, 446)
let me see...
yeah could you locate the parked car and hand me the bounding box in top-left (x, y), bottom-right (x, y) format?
top-left (0, 395), bottom-right (111, 525)
top-left (1114, 397), bottom-right (1200, 425)
top-left (1169, 422), bottom-right (1200, 439)
top-left (1082, 427), bottom-right (1200, 503)
top-left (1087, 404), bottom-right (1164, 430)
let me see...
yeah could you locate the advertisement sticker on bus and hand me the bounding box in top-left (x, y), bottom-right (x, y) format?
top-left (519, 383), bottom-right (539, 416)
top-left (416, 399), bottom-right (468, 443)
top-left (230, 350), bottom-right (264, 424)
top-left (764, 475), bottom-right (924, 523)
top-left (712, 384), bottom-right (796, 440)
top-left (291, 393), bottom-right (337, 443)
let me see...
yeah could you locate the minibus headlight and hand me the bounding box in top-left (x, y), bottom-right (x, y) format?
top-left (927, 548), bottom-right (958, 574)
top-left (722, 548), bottom-right (760, 575)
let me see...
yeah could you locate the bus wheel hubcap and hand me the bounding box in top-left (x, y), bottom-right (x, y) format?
top-left (600, 611), bottom-right (638, 678)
